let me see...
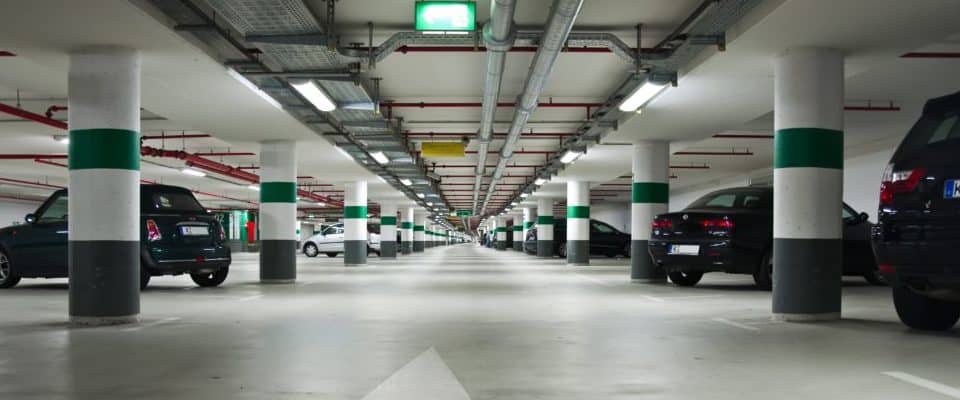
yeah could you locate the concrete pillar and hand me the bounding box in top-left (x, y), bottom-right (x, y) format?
top-left (494, 217), bottom-right (506, 250)
top-left (67, 47), bottom-right (141, 325)
top-left (400, 207), bottom-right (414, 254)
top-left (413, 213), bottom-right (425, 252)
top-left (523, 207), bottom-right (536, 254)
top-left (425, 224), bottom-right (433, 248)
top-left (259, 141), bottom-right (298, 283)
top-left (343, 181), bottom-right (368, 266)
top-left (536, 198), bottom-right (554, 257)
top-left (631, 141), bottom-right (669, 282)
top-left (566, 181), bottom-right (590, 265)
top-left (380, 202), bottom-right (397, 259)
top-left (512, 215), bottom-right (523, 251)
top-left (773, 47), bottom-right (844, 322)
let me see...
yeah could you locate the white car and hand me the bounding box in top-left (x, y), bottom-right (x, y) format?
top-left (302, 223), bottom-right (381, 257)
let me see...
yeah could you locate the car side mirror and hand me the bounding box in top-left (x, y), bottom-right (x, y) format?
top-left (858, 212), bottom-right (869, 223)
top-left (24, 213), bottom-right (36, 224)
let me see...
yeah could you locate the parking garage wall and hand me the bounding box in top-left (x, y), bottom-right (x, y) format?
top-left (592, 202), bottom-right (631, 234)
top-left (0, 199), bottom-right (39, 228)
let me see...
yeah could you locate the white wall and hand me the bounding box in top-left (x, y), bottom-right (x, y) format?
top-left (592, 202), bottom-right (631, 233)
top-left (669, 175), bottom-right (752, 211)
top-left (843, 148), bottom-right (895, 221)
top-left (0, 199), bottom-right (41, 228)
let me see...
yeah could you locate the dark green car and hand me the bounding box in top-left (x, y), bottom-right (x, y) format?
top-left (0, 184), bottom-right (231, 289)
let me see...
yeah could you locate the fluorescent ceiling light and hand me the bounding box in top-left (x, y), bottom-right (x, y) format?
top-left (618, 81), bottom-right (668, 112)
top-left (291, 80), bottom-right (337, 112)
top-left (417, 193), bottom-right (425, 199)
top-left (520, 193), bottom-right (529, 198)
top-left (511, 202), bottom-right (518, 206)
top-left (180, 168), bottom-right (206, 177)
top-left (226, 67), bottom-right (282, 110)
top-left (370, 151), bottom-right (389, 165)
top-left (315, 202), bottom-right (326, 207)
top-left (54, 135), bottom-right (69, 144)
top-left (247, 185), bottom-right (260, 191)
top-left (534, 178), bottom-right (547, 185)
top-left (560, 151), bottom-right (583, 164)
top-left (400, 178), bottom-right (413, 186)
top-left (426, 202), bottom-right (433, 206)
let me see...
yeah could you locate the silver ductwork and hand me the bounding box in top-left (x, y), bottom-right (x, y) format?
top-left (479, 0), bottom-right (585, 213)
top-left (471, 0), bottom-right (517, 212)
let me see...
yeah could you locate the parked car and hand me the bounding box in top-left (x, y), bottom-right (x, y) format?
top-left (872, 90), bottom-right (960, 331)
top-left (648, 186), bottom-right (879, 289)
top-left (301, 222), bottom-right (381, 257)
top-left (523, 219), bottom-right (631, 258)
top-left (0, 184), bottom-right (231, 290)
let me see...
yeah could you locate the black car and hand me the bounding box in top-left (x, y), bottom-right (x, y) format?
top-left (0, 185), bottom-right (231, 289)
top-left (523, 218), bottom-right (631, 258)
top-left (872, 90), bottom-right (960, 331)
top-left (649, 187), bottom-right (879, 289)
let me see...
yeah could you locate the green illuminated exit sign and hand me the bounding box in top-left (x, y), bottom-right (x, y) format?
top-left (455, 209), bottom-right (472, 217)
top-left (415, 1), bottom-right (476, 31)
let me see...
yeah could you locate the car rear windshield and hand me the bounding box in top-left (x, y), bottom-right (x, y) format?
top-left (896, 107), bottom-right (960, 155)
top-left (144, 189), bottom-right (205, 213)
top-left (688, 190), bottom-right (769, 210)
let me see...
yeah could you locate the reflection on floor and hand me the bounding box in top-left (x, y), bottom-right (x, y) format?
top-left (0, 244), bottom-right (957, 399)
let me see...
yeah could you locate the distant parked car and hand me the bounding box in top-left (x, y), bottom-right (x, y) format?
top-left (523, 219), bottom-right (631, 258)
top-left (301, 223), bottom-right (381, 257)
top-left (649, 187), bottom-right (879, 289)
top-left (0, 185), bottom-right (231, 289)
top-left (872, 90), bottom-right (960, 331)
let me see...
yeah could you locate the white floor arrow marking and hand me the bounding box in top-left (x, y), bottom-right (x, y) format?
top-left (362, 347), bottom-right (471, 400)
top-left (884, 371), bottom-right (960, 399)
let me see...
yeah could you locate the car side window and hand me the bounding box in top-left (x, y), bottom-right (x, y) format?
top-left (591, 221), bottom-right (615, 233)
top-left (927, 114), bottom-right (960, 144)
top-left (704, 194), bottom-right (737, 208)
top-left (37, 193), bottom-right (69, 223)
top-left (322, 226), bottom-right (337, 235)
top-left (842, 206), bottom-right (855, 221)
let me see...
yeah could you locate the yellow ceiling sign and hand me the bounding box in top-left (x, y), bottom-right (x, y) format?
top-left (421, 142), bottom-right (465, 158)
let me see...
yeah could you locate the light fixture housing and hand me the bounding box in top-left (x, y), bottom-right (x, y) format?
top-left (618, 80), bottom-right (669, 112)
top-left (400, 178), bottom-right (413, 186)
top-left (534, 178), bottom-right (547, 185)
top-left (226, 67), bottom-right (282, 109)
top-left (370, 151), bottom-right (389, 165)
top-left (417, 193), bottom-right (426, 199)
top-left (291, 80), bottom-right (337, 112)
top-left (247, 185), bottom-right (260, 191)
top-left (520, 193), bottom-right (529, 198)
top-left (180, 168), bottom-right (206, 177)
top-left (560, 150), bottom-right (583, 164)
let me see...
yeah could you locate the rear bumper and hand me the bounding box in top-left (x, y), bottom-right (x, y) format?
top-left (874, 240), bottom-right (960, 295)
top-left (648, 239), bottom-right (759, 273)
top-left (142, 244), bottom-right (231, 275)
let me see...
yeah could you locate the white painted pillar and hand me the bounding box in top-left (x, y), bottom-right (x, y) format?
top-left (380, 202), bottom-right (398, 258)
top-left (536, 198), bottom-right (554, 257)
top-left (631, 141), bottom-right (669, 282)
top-left (343, 181), bottom-right (368, 265)
top-left (566, 181), bottom-right (590, 265)
top-left (413, 212), bottom-right (425, 252)
top-left (512, 214), bottom-right (523, 251)
top-left (259, 140), bottom-right (298, 282)
top-left (401, 206), bottom-right (414, 254)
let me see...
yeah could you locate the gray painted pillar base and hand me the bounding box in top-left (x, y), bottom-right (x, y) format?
top-left (772, 239), bottom-right (842, 320)
top-left (513, 242), bottom-right (523, 251)
top-left (69, 241), bottom-right (139, 321)
top-left (630, 240), bottom-right (665, 282)
top-left (260, 240), bottom-right (297, 282)
top-left (537, 240), bottom-right (554, 257)
top-left (401, 242), bottom-right (412, 254)
top-left (566, 240), bottom-right (589, 265)
top-left (381, 242), bottom-right (397, 258)
top-left (495, 242), bottom-right (506, 251)
top-left (413, 241), bottom-right (424, 252)
top-left (344, 240), bottom-right (367, 265)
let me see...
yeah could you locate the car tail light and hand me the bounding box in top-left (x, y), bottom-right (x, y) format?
top-left (701, 218), bottom-right (734, 231)
top-left (880, 164), bottom-right (926, 205)
top-left (651, 219), bottom-right (673, 230)
top-left (145, 219), bottom-right (162, 241)
top-left (878, 264), bottom-right (896, 274)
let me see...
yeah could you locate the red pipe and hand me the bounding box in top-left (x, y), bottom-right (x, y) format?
top-left (0, 102), bottom-right (67, 130)
top-left (193, 152), bottom-right (256, 157)
top-left (0, 51), bottom-right (15, 57)
top-left (34, 159), bottom-right (68, 168)
top-left (0, 154), bottom-right (68, 159)
top-left (901, 52), bottom-right (960, 59)
top-left (142, 134), bottom-right (212, 140)
top-left (0, 177), bottom-right (65, 190)
top-left (0, 194), bottom-right (44, 202)
top-left (384, 101), bottom-right (600, 109)
top-left (44, 105), bottom-right (68, 118)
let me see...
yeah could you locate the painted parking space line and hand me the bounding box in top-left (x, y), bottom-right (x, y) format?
top-left (644, 294), bottom-right (726, 302)
top-left (643, 295), bottom-right (666, 302)
top-left (122, 317), bottom-right (181, 332)
top-left (236, 294), bottom-right (264, 302)
top-left (572, 273), bottom-right (613, 287)
top-left (883, 371), bottom-right (960, 399)
top-left (711, 317), bottom-right (759, 331)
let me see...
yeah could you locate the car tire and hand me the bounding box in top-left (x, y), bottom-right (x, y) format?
top-left (303, 243), bottom-right (319, 258)
top-left (191, 267), bottom-right (229, 288)
top-left (325, 252), bottom-right (338, 258)
top-left (864, 267), bottom-right (887, 286)
top-left (753, 249), bottom-right (773, 291)
top-left (668, 271), bottom-right (703, 287)
top-left (557, 241), bottom-right (567, 258)
top-left (893, 285), bottom-right (960, 331)
top-left (140, 266), bottom-right (151, 290)
top-left (0, 248), bottom-right (21, 289)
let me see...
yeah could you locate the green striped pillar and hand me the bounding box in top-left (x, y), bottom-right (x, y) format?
top-left (344, 181), bottom-right (368, 265)
top-left (536, 198), bottom-right (554, 257)
top-left (67, 47), bottom-right (141, 326)
top-left (631, 141), bottom-right (669, 282)
top-left (259, 141), bottom-right (298, 283)
top-left (495, 217), bottom-right (507, 250)
top-left (512, 215), bottom-right (523, 251)
top-left (523, 207), bottom-right (536, 254)
top-left (567, 181), bottom-right (590, 265)
top-left (380, 203), bottom-right (397, 258)
top-left (413, 212), bottom-right (425, 252)
top-left (401, 207), bottom-right (414, 254)
top-left (773, 48), bottom-right (844, 322)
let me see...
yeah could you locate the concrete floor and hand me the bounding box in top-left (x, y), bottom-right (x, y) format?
top-left (0, 244), bottom-right (958, 399)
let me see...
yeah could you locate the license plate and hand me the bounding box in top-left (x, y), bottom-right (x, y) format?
top-left (944, 179), bottom-right (960, 199)
top-left (180, 226), bottom-right (209, 236)
top-left (668, 244), bottom-right (700, 256)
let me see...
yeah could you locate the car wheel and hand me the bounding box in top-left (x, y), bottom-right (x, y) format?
top-left (140, 265), bottom-right (151, 290)
top-left (325, 252), bottom-right (338, 258)
top-left (303, 243), bottom-right (319, 258)
top-left (0, 249), bottom-right (21, 289)
top-left (557, 241), bottom-right (567, 258)
top-left (191, 267), bottom-right (229, 288)
top-left (893, 285), bottom-right (960, 331)
top-left (668, 271), bottom-right (703, 287)
top-left (753, 249), bottom-right (773, 291)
